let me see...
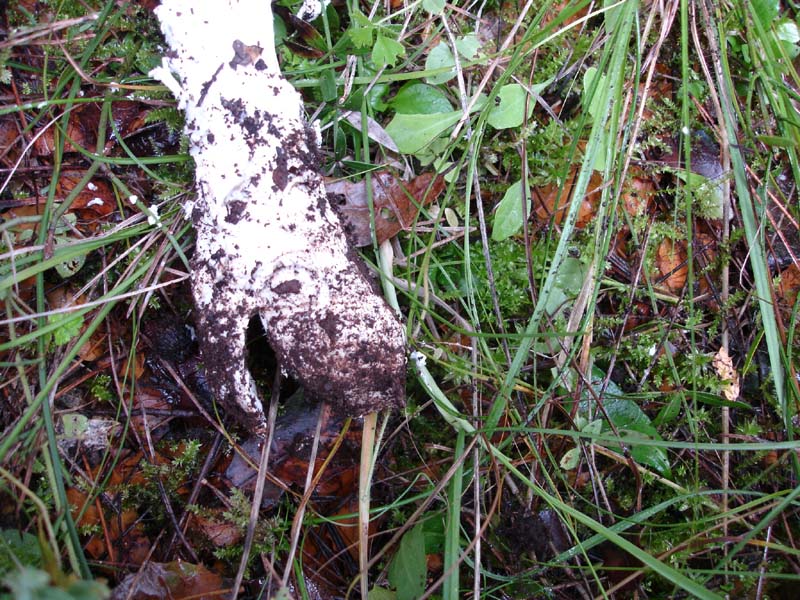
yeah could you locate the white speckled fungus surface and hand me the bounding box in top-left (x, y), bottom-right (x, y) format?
top-left (151, 0), bottom-right (406, 432)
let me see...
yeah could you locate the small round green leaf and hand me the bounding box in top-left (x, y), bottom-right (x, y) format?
top-left (487, 83), bottom-right (532, 129)
top-left (425, 42), bottom-right (455, 85)
top-left (423, 0), bottom-right (446, 14)
top-left (391, 82), bottom-right (453, 114)
top-left (385, 110), bottom-right (462, 154)
top-left (492, 179), bottom-right (530, 241)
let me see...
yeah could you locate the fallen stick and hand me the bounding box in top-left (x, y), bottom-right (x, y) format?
top-left (150, 0), bottom-right (407, 433)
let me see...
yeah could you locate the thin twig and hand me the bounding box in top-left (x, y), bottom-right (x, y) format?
top-left (231, 367), bottom-right (282, 599)
top-left (281, 402), bottom-right (326, 588)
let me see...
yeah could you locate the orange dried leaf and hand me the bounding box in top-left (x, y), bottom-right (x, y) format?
top-left (778, 263), bottom-right (800, 308)
top-left (620, 170), bottom-right (656, 218)
top-left (532, 168), bottom-right (602, 229)
top-left (654, 238), bottom-right (687, 293)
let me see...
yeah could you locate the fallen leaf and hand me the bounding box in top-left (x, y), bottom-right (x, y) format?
top-left (110, 561), bottom-right (225, 600)
top-left (342, 111), bottom-right (399, 153)
top-left (33, 104), bottom-right (101, 157)
top-left (328, 171), bottom-right (445, 246)
top-left (712, 347), bottom-right (740, 402)
top-left (654, 238), bottom-right (687, 293)
top-left (778, 263), bottom-right (800, 308)
top-left (620, 168), bottom-right (656, 218)
top-left (532, 168), bottom-right (603, 229)
top-left (57, 172), bottom-right (117, 221)
top-left (188, 512), bottom-right (242, 547)
top-left (227, 394), bottom-right (361, 506)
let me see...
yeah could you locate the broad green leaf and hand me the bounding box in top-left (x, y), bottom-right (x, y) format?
top-left (368, 589), bottom-right (396, 600)
top-left (425, 42), bottom-right (455, 84)
top-left (676, 170), bottom-right (725, 220)
top-left (349, 25), bottom-right (374, 49)
top-left (579, 368), bottom-right (672, 476)
top-left (560, 447), bottom-right (580, 470)
top-left (391, 82), bottom-right (453, 114)
top-left (60, 413), bottom-right (89, 438)
top-left (273, 13), bottom-right (287, 46)
top-left (487, 84), bottom-right (532, 129)
top-left (422, 515), bottom-right (445, 553)
top-left (545, 256), bottom-right (588, 316)
top-left (491, 180), bottom-right (530, 241)
top-left (0, 530), bottom-right (42, 573)
top-left (272, 588), bottom-right (294, 600)
top-left (388, 522), bottom-right (426, 600)
top-left (553, 256), bottom-right (588, 296)
top-left (654, 394), bottom-right (681, 426)
top-left (583, 66), bottom-right (608, 120)
top-left (603, 0), bottom-right (623, 33)
top-left (455, 33), bottom-right (481, 59)
top-left (373, 34), bottom-right (405, 68)
top-left (422, 0), bottom-right (445, 14)
top-left (776, 18), bottom-right (800, 59)
top-left (2, 566), bottom-right (51, 598)
top-left (385, 110), bottom-right (462, 154)
top-left (582, 67), bottom-right (613, 169)
top-left (584, 419), bottom-right (603, 435)
top-left (320, 69), bottom-right (337, 102)
top-left (690, 391), bottom-right (750, 410)
top-left (751, 0), bottom-right (780, 29)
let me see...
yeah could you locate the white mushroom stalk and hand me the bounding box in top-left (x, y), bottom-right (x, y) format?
top-left (151, 0), bottom-right (406, 432)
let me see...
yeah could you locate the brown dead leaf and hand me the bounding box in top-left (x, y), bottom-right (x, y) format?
top-left (328, 171), bottom-right (445, 246)
top-left (129, 386), bottom-right (174, 438)
top-left (712, 347), bottom-right (740, 401)
top-left (0, 116), bottom-right (21, 166)
top-left (56, 172), bottom-right (116, 220)
top-left (33, 104), bottom-right (101, 157)
top-left (620, 168), bottom-right (656, 218)
top-left (654, 238), bottom-right (687, 293)
top-left (227, 396), bottom-right (360, 508)
top-left (532, 169), bottom-right (603, 229)
top-left (778, 263), bottom-right (800, 308)
top-left (301, 497), bottom-right (382, 594)
top-left (188, 512), bottom-right (242, 547)
top-left (654, 130), bottom-right (724, 182)
top-left (67, 485), bottom-right (150, 564)
top-left (110, 561), bottom-right (225, 600)
top-left (639, 63), bottom-right (675, 122)
top-left (540, 1), bottom-right (590, 28)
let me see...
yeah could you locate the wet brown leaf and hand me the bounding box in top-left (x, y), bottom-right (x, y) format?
top-left (620, 168), bottom-right (656, 218)
top-left (67, 486), bottom-right (150, 564)
top-left (654, 238), bottom-right (687, 293)
top-left (778, 263), bottom-right (800, 308)
top-left (0, 116), bottom-right (21, 166)
top-left (56, 172), bottom-right (116, 220)
top-left (33, 104), bottom-right (101, 157)
top-left (532, 168), bottom-right (603, 229)
top-left (328, 172), bottom-right (445, 246)
top-left (188, 512), bottom-right (242, 547)
top-left (110, 561), bottom-right (225, 600)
